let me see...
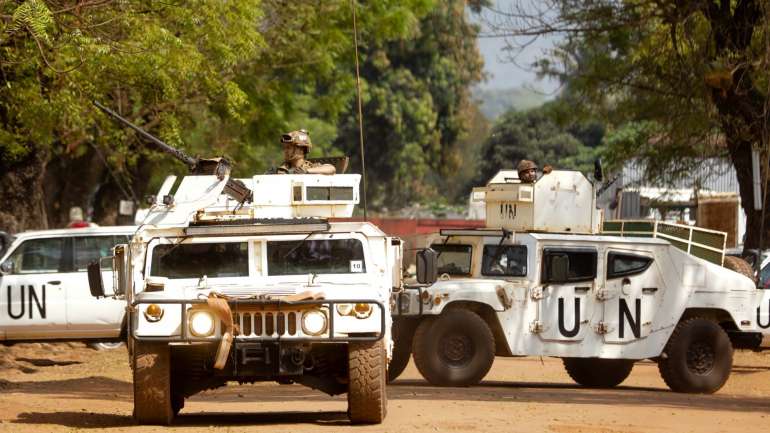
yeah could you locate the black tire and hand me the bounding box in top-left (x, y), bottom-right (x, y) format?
top-left (412, 309), bottom-right (495, 387)
top-left (388, 319), bottom-right (416, 382)
top-left (723, 256), bottom-right (755, 280)
top-left (657, 317), bottom-right (733, 394)
top-left (348, 340), bottom-right (387, 424)
top-left (563, 358), bottom-right (634, 388)
top-left (133, 341), bottom-right (176, 425)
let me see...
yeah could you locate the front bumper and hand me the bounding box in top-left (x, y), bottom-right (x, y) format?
top-left (130, 298), bottom-right (386, 343)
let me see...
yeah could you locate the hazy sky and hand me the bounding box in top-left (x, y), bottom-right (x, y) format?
top-left (474, 1), bottom-right (560, 94)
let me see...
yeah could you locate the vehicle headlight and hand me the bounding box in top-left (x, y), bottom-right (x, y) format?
top-left (336, 303), bottom-right (354, 316)
top-left (353, 303), bottom-right (373, 319)
top-left (301, 309), bottom-right (328, 336)
top-left (189, 310), bottom-right (215, 337)
top-left (143, 304), bottom-right (164, 322)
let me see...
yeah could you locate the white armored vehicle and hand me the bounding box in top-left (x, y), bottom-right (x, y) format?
top-left (89, 104), bottom-right (399, 425)
top-left (90, 172), bottom-right (399, 424)
top-left (391, 169), bottom-right (770, 394)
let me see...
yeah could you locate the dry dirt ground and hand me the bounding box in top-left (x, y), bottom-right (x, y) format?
top-left (1, 343), bottom-right (770, 433)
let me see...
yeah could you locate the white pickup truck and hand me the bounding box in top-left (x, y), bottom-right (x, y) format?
top-left (0, 226), bottom-right (135, 346)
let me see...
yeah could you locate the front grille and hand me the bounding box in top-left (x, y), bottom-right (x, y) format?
top-left (235, 311), bottom-right (299, 338)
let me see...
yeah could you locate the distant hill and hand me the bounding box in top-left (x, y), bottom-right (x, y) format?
top-left (473, 86), bottom-right (549, 120)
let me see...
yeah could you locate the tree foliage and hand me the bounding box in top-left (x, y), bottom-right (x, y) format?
top-left (474, 100), bottom-right (603, 186)
top-left (335, 0), bottom-right (484, 209)
top-left (0, 0), bottom-right (484, 230)
top-left (487, 0), bottom-right (770, 247)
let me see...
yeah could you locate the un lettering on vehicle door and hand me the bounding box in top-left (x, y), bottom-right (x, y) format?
top-left (601, 251), bottom-right (661, 343)
top-left (537, 248), bottom-right (597, 342)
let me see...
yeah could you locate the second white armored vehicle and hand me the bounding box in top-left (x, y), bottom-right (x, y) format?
top-left (392, 169), bottom-right (770, 394)
top-left (90, 172), bottom-right (400, 424)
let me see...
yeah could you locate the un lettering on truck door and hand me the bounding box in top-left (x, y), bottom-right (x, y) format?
top-left (0, 237), bottom-right (67, 338)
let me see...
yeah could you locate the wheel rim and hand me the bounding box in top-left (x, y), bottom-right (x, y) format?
top-left (439, 333), bottom-right (474, 367)
top-left (686, 341), bottom-right (715, 375)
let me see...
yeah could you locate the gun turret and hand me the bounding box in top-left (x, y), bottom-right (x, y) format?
top-left (94, 101), bottom-right (253, 204)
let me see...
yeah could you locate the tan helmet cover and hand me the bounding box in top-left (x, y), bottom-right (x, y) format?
top-left (281, 129), bottom-right (312, 149)
top-left (517, 159), bottom-right (538, 173)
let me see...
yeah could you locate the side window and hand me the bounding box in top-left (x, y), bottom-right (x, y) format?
top-left (6, 238), bottom-right (64, 274)
top-left (430, 244), bottom-right (472, 276)
top-left (542, 249), bottom-right (597, 283)
top-left (607, 252), bottom-right (653, 279)
top-left (73, 236), bottom-right (124, 271)
top-left (762, 262), bottom-right (770, 289)
top-left (482, 245), bottom-right (527, 277)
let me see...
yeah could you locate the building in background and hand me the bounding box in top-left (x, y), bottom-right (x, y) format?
top-left (598, 158), bottom-right (744, 247)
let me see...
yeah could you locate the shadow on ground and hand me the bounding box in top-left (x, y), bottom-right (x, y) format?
top-left (6, 373), bottom-right (770, 429)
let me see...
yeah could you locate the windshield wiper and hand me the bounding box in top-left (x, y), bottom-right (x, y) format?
top-left (282, 231), bottom-right (323, 260)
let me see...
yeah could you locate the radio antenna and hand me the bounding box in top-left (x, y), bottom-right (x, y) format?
top-left (351, 0), bottom-right (368, 220)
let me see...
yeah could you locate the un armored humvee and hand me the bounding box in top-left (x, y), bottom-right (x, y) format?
top-left (90, 173), bottom-right (400, 424)
top-left (391, 169), bottom-right (770, 394)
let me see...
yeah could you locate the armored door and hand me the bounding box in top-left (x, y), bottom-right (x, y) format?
top-left (601, 250), bottom-right (661, 343)
top-left (536, 248), bottom-right (597, 342)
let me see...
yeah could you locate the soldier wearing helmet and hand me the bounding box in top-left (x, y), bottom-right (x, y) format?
top-left (276, 129), bottom-right (336, 175)
top-left (517, 159), bottom-right (539, 183)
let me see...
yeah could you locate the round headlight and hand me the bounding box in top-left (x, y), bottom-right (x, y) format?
top-left (143, 304), bottom-right (164, 322)
top-left (336, 303), bottom-right (354, 316)
top-left (301, 310), bottom-right (328, 336)
top-left (189, 310), bottom-right (215, 337)
top-left (353, 303), bottom-right (373, 319)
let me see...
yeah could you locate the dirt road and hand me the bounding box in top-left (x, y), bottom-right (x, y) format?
top-left (1, 343), bottom-right (769, 432)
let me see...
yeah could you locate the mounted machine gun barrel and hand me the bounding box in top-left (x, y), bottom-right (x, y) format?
top-left (93, 101), bottom-right (253, 204)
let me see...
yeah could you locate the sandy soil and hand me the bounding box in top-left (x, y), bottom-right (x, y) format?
top-left (1, 343), bottom-right (769, 432)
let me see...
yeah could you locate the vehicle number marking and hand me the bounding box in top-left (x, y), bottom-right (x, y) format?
top-left (6, 285), bottom-right (47, 320)
top-left (350, 260), bottom-right (363, 273)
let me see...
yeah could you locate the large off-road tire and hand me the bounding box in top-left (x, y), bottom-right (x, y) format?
top-left (412, 309), bottom-right (495, 387)
top-left (348, 340), bottom-right (387, 424)
top-left (133, 341), bottom-right (176, 425)
top-left (388, 319), bottom-right (417, 382)
top-left (657, 318), bottom-right (733, 394)
top-left (723, 256), bottom-right (755, 280)
top-left (563, 358), bottom-right (634, 388)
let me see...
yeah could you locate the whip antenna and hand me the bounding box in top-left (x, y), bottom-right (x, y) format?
top-left (351, 0), bottom-right (368, 220)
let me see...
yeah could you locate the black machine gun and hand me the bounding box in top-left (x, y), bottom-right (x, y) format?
top-left (93, 101), bottom-right (253, 204)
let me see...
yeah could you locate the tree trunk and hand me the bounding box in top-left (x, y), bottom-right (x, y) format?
top-left (0, 150), bottom-right (50, 233)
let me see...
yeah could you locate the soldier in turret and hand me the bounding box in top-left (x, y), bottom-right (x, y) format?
top-left (517, 159), bottom-right (538, 183)
top-left (276, 129), bottom-right (336, 175)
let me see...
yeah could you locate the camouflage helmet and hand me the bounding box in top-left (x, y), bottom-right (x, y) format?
top-left (517, 159), bottom-right (538, 173)
top-left (281, 129), bottom-right (312, 150)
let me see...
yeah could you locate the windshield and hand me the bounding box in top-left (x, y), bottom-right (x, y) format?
top-left (150, 242), bottom-right (249, 279)
top-left (430, 244), bottom-right (472, 276)
top-left (267, 239), bottom-right (366, 276)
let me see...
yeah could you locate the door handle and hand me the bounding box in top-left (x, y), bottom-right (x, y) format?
top-left (47, 280), bottom-right (61, 285)
top-left (575, 286), bottom-right (590, 293)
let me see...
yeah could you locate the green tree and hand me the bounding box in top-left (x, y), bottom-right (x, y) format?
top-left (0, 0), bottom-right (263, 230)
top-left (474, 101), bottom-right (604, 186)
top-left (489, 0), bottom-right (770, 247)
top-left (335, 0), bottom-right (485, 209)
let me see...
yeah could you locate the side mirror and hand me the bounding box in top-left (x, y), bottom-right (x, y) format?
top-left (416, 248), bottom-right (438, 285)
top-left (594, 159), bottom-right (604, 182)
top-left (88, 260), bottom-right (106, 298)
top-left (0, 260), bottom-right (13, 275)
